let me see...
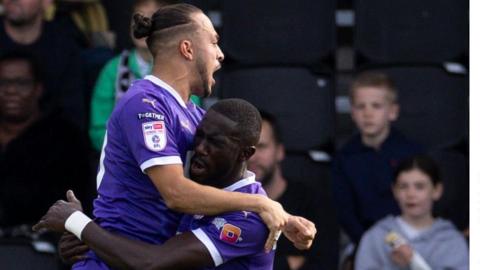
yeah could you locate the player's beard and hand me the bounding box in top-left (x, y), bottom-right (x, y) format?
top-left (194, 57), bottom-right (211, 98)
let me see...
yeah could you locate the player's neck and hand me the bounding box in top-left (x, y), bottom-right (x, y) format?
top-left (264, 167), bottom-right (287, 200)
top-left (4, 16), bottom-right (43, 45)
top-left (217, 163), bottom-right (248, 189)
top-left (151, 62), bottom-right (191, 104)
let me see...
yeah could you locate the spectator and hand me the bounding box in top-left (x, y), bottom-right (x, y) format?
top-left (248, 111), bottom-right (339, 270)
top-left (332, 72), bottom-right (423, 245)
top-left (0, 51), bottom-right (91, 228)
top-left (355, 155), bottom-right (469, 270)
top-left (89, 0), bottom-right (201, 151)
top-left (0, 0), bottom-right (86, 130)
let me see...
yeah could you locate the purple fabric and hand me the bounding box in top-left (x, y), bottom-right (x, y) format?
top-left (78, 77), bottom-right (204, 270)
top-left (178, 181), bottom-right (274, 270)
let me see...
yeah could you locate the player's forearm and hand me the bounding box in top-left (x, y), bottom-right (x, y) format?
top-left (81, 222), bottom-right (159, 270)
top-left (164, 178), bottom-right (267, 215)
top-left (81, 222), bottom-right (212, 270)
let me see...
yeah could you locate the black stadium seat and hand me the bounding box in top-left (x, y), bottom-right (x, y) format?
top-left (354, 0), bottom-right (468, 63)
top-left (0, 238), bottom-right (61, 270)
top-left (221, 0), bottom-right (336, 65)
top-left (362, 65), bottom-right (468, 150)
top-left (219, 67), bottom-right (335, 152)
top-left (429, 150), bottom-right (469, 231)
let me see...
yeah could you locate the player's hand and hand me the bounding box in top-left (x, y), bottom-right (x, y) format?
top-left (282, 216), bottom-right (316, 250)
top-left (58, 232), bottom-right (89, 264)
top-left (32, 190), bottom-right (84, 233)
top-left (258, 197), bottom-right (290, 252)
top-left (390, 244), bottom-right (413, 267)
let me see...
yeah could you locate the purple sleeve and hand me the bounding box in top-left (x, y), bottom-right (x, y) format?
top-left (118, 93), bottom-right (182, 172)
top-left (191, 212), bottom-right (268, 266)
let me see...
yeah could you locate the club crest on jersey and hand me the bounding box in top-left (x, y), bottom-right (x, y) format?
top-left (142, 121), bottom-right (166, 151)
top-left (219, 223), bottom-right (242, 244)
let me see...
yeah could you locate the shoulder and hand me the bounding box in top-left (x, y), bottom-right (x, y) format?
top-left (112, 82), bottom-right (174, 124)
top-left (430, 219), bottom-right (467, 244)
top-left (389, 129), bottom-right (424, 152)
top-left (337, 134), bottom-right (364, 156)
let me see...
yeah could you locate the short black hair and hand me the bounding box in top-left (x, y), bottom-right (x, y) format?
top-left (132, 3), bottom-right (202, 56)
top-left (0, 50), bottom-right (42, 82)
top-left (259, 110), bottom-right (283, 144)
top-left (393, 155), bottom-right (441, 186)
top-left (210, 99), bottom-right (262, 146)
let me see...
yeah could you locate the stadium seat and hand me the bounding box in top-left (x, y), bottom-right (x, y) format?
top-left (354, 0), bottom-right (468, 63)
top-left (429, 149), bottom-right (469, 231)
top-left (0, 238), bottom-right (61, 270)
top-left (361, 65), bottom-right (468, 150)
top-left (220, 0), bottom-right (336, 65)
top-left (219, 67), bottom-right (335, 152)
top-left (281, 154), bottom-right (339, 270)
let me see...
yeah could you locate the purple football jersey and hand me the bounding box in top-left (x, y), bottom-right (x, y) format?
top-left (76, 75), bottom-right (204, 269)
top-left (177, 171), bottom-right (275, 270)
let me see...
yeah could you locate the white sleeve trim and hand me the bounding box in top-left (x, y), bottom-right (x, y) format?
top-left (140, 156), bottom-right (182, 173)
top-left (192, 228), bottom-right (223, 267)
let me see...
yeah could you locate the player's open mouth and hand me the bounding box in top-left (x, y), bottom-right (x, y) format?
top-left (191, 158), bottom-right (207, 173)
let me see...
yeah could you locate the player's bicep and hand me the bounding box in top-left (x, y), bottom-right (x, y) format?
top-left (151, 232), bottom-right (214, 270)
top-left (145, 164), bottom-right (188, 205)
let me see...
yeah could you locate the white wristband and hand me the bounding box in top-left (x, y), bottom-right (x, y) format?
top-left (65, 211), bottom-right (92, 240)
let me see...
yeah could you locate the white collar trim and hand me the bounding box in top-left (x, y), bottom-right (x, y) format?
top-left (223, 171), bottom-right (256, 192)
top-left (145, 75), bottom-right (187, 108)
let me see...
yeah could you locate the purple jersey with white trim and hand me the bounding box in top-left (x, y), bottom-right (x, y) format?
top-left (177, 172), bottom-right (275, 270)
top-left (81, 75), bottom-right (204, 268)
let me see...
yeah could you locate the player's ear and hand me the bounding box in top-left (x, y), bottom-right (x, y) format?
top-left (241, 146), bottom-right (256, 161)
top-left (179, 39), bottom-right (194, 60)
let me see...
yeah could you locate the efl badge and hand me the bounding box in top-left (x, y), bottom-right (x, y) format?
top-left (142, 121), bottom-right (166, 151)
top-left (219, 224), bottom-right (242, 244)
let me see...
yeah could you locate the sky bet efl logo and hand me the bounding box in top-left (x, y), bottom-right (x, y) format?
top-left (142, 121), bottom-right (166, 151)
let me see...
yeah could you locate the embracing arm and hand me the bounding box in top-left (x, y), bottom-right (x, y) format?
top-left (33, 191), bottom-right (213, 270)
top-left (147, 164), bottom-right (290, 250)
top-left (80, 222), bottom-right (213, 270)
top-left (146, 164), bottom-right (272, 215)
